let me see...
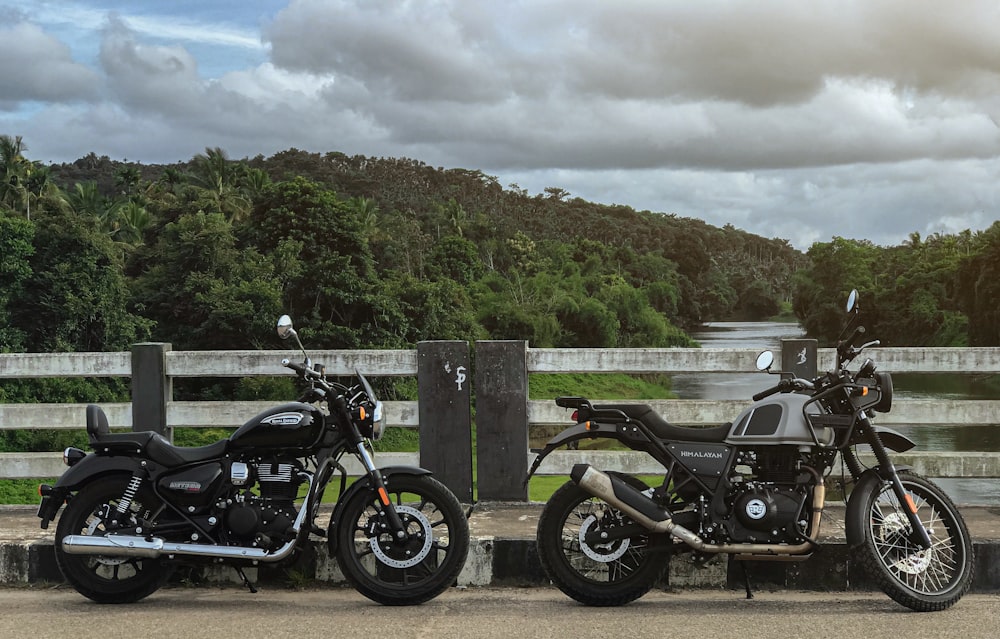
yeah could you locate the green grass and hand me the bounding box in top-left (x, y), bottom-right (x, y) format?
top-left (1, 478), bottom-right (53, 504)
top-left (529, 372), bottom-right (675, 401)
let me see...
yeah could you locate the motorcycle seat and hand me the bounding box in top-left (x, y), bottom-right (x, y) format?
top-left (592, 403), bottom-right (731, 443)
top-left (86, 404), bottom-right (229, 466)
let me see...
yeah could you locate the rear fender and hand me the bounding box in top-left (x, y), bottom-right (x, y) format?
top-left (326, 465), bottom-right (432, 556)
top-left (524, 421), bottom-right (628, 483)
top-left (37, 455), bottom-right (145, 528)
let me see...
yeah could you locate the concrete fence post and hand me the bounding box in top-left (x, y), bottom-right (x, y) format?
top-left (131, 342), bottom-right (172, 436)
top-left (781, 338), bottom-right (818, 380)
top-left (417, 341), bottom-right (474, 503)
top-left (474, 340), bottom-right (529, 502)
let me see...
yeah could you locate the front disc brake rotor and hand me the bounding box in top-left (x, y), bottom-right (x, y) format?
top-left (369, 505), bottom-right (434, 569)
top-left (879, 511), bottom-right (933, 574)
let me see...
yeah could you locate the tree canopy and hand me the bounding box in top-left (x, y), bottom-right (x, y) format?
top-left (2, 137), bottom-right (995, 367)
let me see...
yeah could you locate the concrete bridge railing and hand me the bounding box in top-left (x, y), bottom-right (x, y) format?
top-left (2, 341), bottom-right (1000, 502)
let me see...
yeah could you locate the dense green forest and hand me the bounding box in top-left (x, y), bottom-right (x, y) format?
top-left (2, 132), bottom-right (999, 372)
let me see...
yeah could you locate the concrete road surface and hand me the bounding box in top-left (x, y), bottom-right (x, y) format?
top-left (2, 585), bottom-right (998, 639)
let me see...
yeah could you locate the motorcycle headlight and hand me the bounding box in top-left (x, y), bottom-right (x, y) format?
top-left (356, 401), bottom-right (385, 441)
top-left (370, 400), bottom-right (385, 441)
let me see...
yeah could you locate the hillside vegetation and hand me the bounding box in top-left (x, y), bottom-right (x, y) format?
top-left (3, 133), bottom-right (998, 375)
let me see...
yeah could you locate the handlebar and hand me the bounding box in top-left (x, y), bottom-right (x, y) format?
top-left (838, 326), bottom-right (865, 355)
top-left (752, 377), bottom-right (816, 402)
top-left (752, 382), bottom-right (783, 402)
top-left (282, 358), bottom-right (315, 377)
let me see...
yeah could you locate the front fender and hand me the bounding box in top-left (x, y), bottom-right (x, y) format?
top-left (843, 464), bottom-right (913, 547)
top-left (871, 425), bottom-right (916, 453)
top-left (326, 465), bottom-right (433, 556)
top-left (844, 468), bottom-right (884, 548)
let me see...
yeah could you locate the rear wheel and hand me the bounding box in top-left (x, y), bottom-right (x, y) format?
top-left (333, 474), bottom-right (469, 605)
top-left (55, 475), bottom-right (172, 603)
top-left (536, 477), bottom-right (669, 606)
top-left (854, 472), bottom-right (974, 611)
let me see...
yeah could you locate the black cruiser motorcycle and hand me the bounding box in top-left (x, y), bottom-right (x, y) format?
top-left (37, 315), bottom-right (469, 605)
top-left (526, 290), bottom-right (974, 611)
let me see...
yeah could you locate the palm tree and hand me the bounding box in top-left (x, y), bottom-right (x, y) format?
top-left (190, 147), bottom-right (251, 221)
top-left (0, 135), bottom-right (29, 215)
top-left (114, 200), bottom-right (150, 246)
top-left (69, 181), bottom-right (117, 231)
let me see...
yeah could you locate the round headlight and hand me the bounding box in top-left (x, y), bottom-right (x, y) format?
top-left (370, 401), bottom-right (385, 440)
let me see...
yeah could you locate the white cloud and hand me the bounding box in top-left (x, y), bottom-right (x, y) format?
top-left (2, 0), bottom-right (1000, 249)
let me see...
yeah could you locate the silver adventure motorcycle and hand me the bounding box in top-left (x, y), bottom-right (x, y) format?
top-left (526, 290), bottom-right (974, 611)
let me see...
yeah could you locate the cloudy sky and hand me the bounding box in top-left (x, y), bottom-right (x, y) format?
top-left (2, 0), bottom-right (999, 249)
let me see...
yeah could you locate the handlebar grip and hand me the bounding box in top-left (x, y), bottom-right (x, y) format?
top-left (752, 385), bottom-right (782, 402)
top-left (282, 359), bottom-right (314, 377)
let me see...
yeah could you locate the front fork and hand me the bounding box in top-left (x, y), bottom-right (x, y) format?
top-left (857, 413), bottom-right (934, 550)
top-left (355, 441), bottom-right (408, 539)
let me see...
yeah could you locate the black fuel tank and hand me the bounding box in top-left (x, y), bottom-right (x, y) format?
top-left (229, 402), bottom-right (325, 450)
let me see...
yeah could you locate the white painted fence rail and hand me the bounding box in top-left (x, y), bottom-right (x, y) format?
top-left (2, 345), bottom-right (1000, 488)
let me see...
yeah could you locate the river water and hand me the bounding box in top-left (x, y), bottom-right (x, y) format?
top-left (673, 321), bottom-right (1000, 505)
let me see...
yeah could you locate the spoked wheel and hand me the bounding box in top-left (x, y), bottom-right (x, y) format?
top-left (54, 475), bottom-right (172, 603)
top-left (333, 474), bottom-right (469, 605)
top-left (536, 477), bottom-right (669, 606)
top-left (855, 472), bottom-right (974, 611)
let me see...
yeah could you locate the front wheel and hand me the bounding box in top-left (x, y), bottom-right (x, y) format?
top-left (333, 474), bottom-right (469, 605)
top-left (54, 475), bottom-right (173, 603)
top-left (536, 477), bottom-right (669, 606)
top-left (852, 471), bottom-right (974, 611)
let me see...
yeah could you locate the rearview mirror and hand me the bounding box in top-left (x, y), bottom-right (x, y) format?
top-left (846, 289), bottom-right (859, 314)
top-left (277, 315), bottom-right (295, 340)
top-left (755, 351), bottom-right (775, 371)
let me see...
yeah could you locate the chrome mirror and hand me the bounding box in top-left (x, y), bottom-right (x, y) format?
top-left (846, 289), bottom-right (859, 314)
top-left (277, 315), bottom-right (295, 340)
top-left (755, 351), bottom-right (775, 371)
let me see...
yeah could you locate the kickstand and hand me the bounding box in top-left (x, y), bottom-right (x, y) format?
top-left (234, 566), bottom-right (258, 594)
top-left (740, 561), bottom-right (754, 600)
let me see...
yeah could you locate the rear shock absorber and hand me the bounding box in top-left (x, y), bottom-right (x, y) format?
top-left (116, 476), bottom-right (143, 514)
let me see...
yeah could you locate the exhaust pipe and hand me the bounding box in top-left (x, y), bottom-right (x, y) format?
top-left (62, 471), bottom-right (315, 562)
top-left (61, 533), bottom-right (299, 562)
top-left (570, 463), bottom-right (823, 556)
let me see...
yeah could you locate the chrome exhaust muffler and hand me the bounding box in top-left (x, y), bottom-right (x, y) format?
top-left (62, 471), bottom-right (315, 562)
top-left (570, 463), bottom-right (822, 556)
top-left (60, 533), bottom-right (298, 562)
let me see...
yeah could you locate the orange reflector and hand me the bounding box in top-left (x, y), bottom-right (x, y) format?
top-left (904, 494), bottom-right (918, 514)
top-left (378, 486), bottom-right (390, 506)
top-left (585, 421), bottom-right (594, 430)
top-left (862, 387), bottom-right (869, 396)
top-left (359, 406), bottom-right (366, 420)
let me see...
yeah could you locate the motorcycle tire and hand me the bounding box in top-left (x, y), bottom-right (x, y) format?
top-left (536, 475), bottom-right (669, 606)
top-left (850, 471), bottom-right (974, 611)
top-left (334, 474), bottom-right (469, 605)
top-left (54, 474), bottom-right (173, 603)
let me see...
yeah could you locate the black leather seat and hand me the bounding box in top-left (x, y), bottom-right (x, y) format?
top-left (86, 404), bottom-right (229, 466)
top-left (592, 403), bottom-right (732, 443)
